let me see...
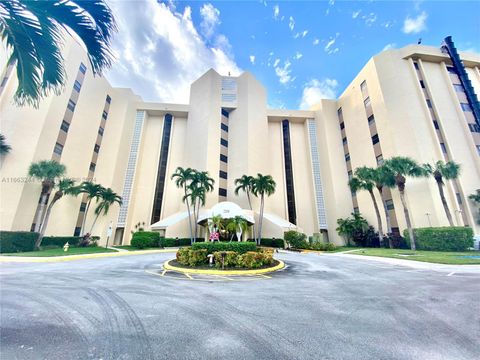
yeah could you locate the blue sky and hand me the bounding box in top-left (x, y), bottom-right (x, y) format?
top-left (106, 0), bottom-right (480, 110)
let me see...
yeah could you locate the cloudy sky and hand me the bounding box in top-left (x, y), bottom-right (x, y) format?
top-left (105, 0), bottom-right (480, 110)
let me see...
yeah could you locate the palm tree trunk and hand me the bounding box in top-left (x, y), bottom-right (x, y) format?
top-left (80, 199), bottom-right (91, 236)
top-left (247, 191), bottom-right (256, 242)
top-left (399, 189), bottom-right (416, 251)
top-left (436, 180), bottom-right (454, 226)
top-left (36, 194), bottom-right (61, 249)
top-left (257, 195), bottom-right (264, 245)
top-left (34, 191), bottom-right (50, 232)
top-left (369, 189), bottom-right (384, 247)
top-left (89, 212), bottom-right (102, 235)
top-left (378, 186), bottom-right (393, 248)
top-left (184, 185), bottom-right (194, 245)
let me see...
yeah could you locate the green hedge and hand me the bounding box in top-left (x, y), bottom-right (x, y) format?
top-left (42, 236), bottom-right (81, 247)
top-left (247, 238), bottom-right (285, 248)
top-left (191, 241), bottom-right (257, 254)
top-left (131, 231), bottom-right (160, 249)
top-left (404, 227), bottom-right (473, 251)
top-left (176, 248), bottom-right (274, 269)
top-left (0, 231), bottom-right (37, 253)
top-left (160, 238), bottom-right (204, 247)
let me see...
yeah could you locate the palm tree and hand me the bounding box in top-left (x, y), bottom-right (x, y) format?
top-left (372, 166), bottom-right (396, 248)
top-left (468, 189), bottom-right (480, 225)
top-left (185, 185), bottom-right (206, 242)
top-left (36, 178), bottom-right (79, 249)
top-left (171, 167), bottom-right (195, 243)
top-left (78, 181), bottom-right (104, 235)
top-left (209, 214), bottom-right (224, 240)
top-left (349, 166), bottom-right (384, 247)
top-left (234, 174), bottom-right (256, 241)
top-left (189, 170), bottom-right (214, 241)
top-left (28, 160), bottom-right (66, 232)
top-left (384, 157), bottom-right (426, 251)
top-left (422, 161), bottom-right (461, 226)
top-left (252, 174), bottom-right (276, 244)
top-left (89, 187), bottom-right (122, 235)
top-left (231, 216), bottom-right (248, 242)
top-left (0, 134), bottom-right (12, 154)
top-left (0, 0), bottom-right (117, 107)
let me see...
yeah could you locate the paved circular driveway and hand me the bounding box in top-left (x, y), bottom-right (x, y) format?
top-left (1, 251), bottom-right (479, 360)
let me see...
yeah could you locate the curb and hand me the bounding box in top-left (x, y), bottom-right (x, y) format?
top-left (163, 259), bottom-right (285, 275)
top-left (0, 249), bottom-right (177, 263)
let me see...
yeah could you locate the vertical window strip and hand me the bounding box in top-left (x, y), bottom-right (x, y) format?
top-left (219, 109), bottom-right (229, 199)
top-left (151, 114), bottom-right (173, 224)
top-left (282, 120), bottom-right (297, 225)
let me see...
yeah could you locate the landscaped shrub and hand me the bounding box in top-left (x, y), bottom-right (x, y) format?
top-left (131, 231), bottom-right (160, 249)
top-left (238, 250), bottom-right (274, 268)
top-left (382, 234), bottom-right (408, 249)
top-left (260, 238), bottom-right (284, 248)
top-left (284, 231), bottom-right (308, 249)
top-left (42, 236), bottom-right (82, 247)
top-left (213, 251), bottom-right (239, 268)
top-left (187, 249), bottom-right (208, 266)
top-left (176, 247), bottom-right (190, 265)
top-left (192, 241), bottom-right (256, 254)
top-left (160, 238), bottom-right (203, 247)
top-left (404, 227), bottom-right (473, 251)
top-left (0, 231), bottom-right (37, 253)
top-left (309, 242), bottom-right (337, 251)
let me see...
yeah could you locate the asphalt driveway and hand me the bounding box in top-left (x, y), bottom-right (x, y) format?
top-left (1, 251), bottom-right (479, 360)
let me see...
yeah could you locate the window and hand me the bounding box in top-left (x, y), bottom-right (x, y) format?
top-left (419, 80), bottom-right (425, 89)
top-left (342, 137), bottom-right (348, 145)
top-left (220, 154), bottom-right (228, 163)
top-left (219, 188), bottom-right (227, 197)
top-left (347, 170), bottom-right (353, 180)
top-left (363, 97), bottom-right (371, 108)
top-left (80, 202), bottom-right (87, 212)
top-left (469, 123), bottom-right (480, 133)
top-left (371, 134), bottom-right (380, 145)
top-left (446, 66), bottom-right (456, 74)
top-left (106, 95), bottom-right (112, 104)
top-left (282, 119), bottom-right (297, 225)
top-left (360, 80), bottom-right (367, 92)
top-left (219, 170), bottom-right (228, 179)
top-left (89, 162), bottom-right (96, 172)
top-left (376, 154), bottom-right (384, 165)
top-left (368, 115), bottom-right (375, 125)
top-left (94, 144), bottom-right (100, 153)
top-left (353, 207), bottom-right (359, 214)
top-left (456, 193), bottom-right (462, 204)
top-left (1, 77), bottom-right (7, 87)
top-left (345, 153), bottom-right (350, 162)
top-left (98, 127), bottom-right (104, 136)
top-left (476, 145), bottom-right (480, 156)
top-left (67, 99), bottom-right (76, 111)
top-left (454, 84), bottom-right (464, 92)
top-left (221, 123), bottom-right (228, 132)
top-left (461, 103), bottom-right (472, 112)
top-left (385, 199), bottom-right (394, 210)
top-left (220, 138), bottom-right (228, 147)
top-left (440, 143), bottom-right (447, 154)
top-left (79, 63), bottom-right (87, 74)
top-left (60, 120), bottom-right (70, 133)
top-left (433, 120), bottom-right (440, 130)
top-left (414, 62), bottom-right (419, 70)
top-left (340, 122), bottom-right (345, 130)
top-left (391, 227), bottom-right (400, 236)
top-left (221, 109), bottom-right (229, 118)
top-left (74, 227), bottom-right (81, 236)
top-left (73, 80), bottom-right (82, 92)
top-left (426, 99), bottom-right (433, 108)
top-left (53, 142), bottom-right (64, 155)
top-left (337, 107), bottom-right (343, 117)
top-left (102, 110), bottom-right (108, 120)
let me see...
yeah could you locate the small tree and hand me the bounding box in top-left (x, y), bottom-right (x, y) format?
top-left (78, 181), bottom-right (104, 235)
top-left (172, 167), bottom-right (195, 244)
top-left (336, 213), bottom-right (369, 246)
top-left (252, 174), bottom-right (276, 244)
top-left (89, 187), bottom-right (122, 235)
top-left (226, 216), bottom-right (248, 242)
top-left (423, 161), bottom-right (461, 226)
top-left (234, 175), bottom-right (256, 241)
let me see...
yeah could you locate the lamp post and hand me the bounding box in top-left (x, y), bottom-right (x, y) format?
top-left (425, 212), bottom-right (432, 227)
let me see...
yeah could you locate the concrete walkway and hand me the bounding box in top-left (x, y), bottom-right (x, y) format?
top-left (327, 252), bottom-right (480, 274)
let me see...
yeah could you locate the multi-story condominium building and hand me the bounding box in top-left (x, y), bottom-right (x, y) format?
top-left (1, 37), bottom-right (479, 245)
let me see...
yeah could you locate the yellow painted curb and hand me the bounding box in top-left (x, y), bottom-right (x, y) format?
top-left (0, 249), bottom-right (177, 263)
top-left (163, 259), bottom-right (285, 275)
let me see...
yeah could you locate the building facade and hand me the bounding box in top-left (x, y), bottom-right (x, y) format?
top-left (1, 37), bottom-right (479, 245)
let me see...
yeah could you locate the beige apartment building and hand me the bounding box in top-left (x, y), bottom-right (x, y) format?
top-left (1, 37), bottom-right (479, 246)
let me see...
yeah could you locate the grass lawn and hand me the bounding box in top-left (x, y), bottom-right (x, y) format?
top-left (3, 247), bottom-right (117, 257)
top-left (112, 246), bottom-right (162, 251)
top-left (349, 248), bottom-right (480, 265)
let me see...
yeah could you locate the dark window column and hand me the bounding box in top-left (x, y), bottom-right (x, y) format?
top-left (282, 120), bottom-right (297, 225)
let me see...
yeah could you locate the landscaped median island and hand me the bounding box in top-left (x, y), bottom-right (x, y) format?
top-left (168, 242), bottom-right (284, 274)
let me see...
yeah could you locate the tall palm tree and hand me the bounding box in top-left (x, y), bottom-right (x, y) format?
top-left (36, 178), bottom-right (79, 249)
top-left (252, 174), bottom-right (276, 244)
top-left (171, 167), bottom-right (195, 243)
top-left (189, 170), bottom-right (214, 241)
top-left (349, 166), bottom-right (383, 247)
top-left (28, 160), bottom-right (66, 232)
top-left (0, 134), bottom-right (12, 154)
top-left (234, 174), bottom-right (256, 241)
top-left (422, 161), bottom-right (461, 226)
top-left (89, 187), bottom-right (122, 235)
top-left (78, 181), bottom-right (104, 235)
top-left (372, 166), bottom-right (396, 248)
top-left (0, 0), bottom-right (117, 106)
top-left (384, 157), bottom-right (426, 251)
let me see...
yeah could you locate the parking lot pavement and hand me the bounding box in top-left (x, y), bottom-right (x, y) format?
top-left (1, 251), bottom-right (479, 360)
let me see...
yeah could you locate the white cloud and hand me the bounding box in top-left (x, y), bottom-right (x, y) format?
top-left (300, 78), bottom-right (339, 109)
top-left (363, 13), bottom-right (377, 26)
top-left (273, 4), bottom-right (280, 19)
top-left (289, 16), bottom-right (295, 31)
top-left (403, 11), bottom-right (428, 33)
top-left (294, 52), bottom-right (303, 60)
top-left (274, 60), bottom-right (294, 85)
top-left (382, 43), bottom-right (396, 51)
top-left (302, 30), bottom-right (308, 38)
top-left (105, 1), bottom-right (241, 103)
top-left (249, 55), bottom-right (255, 65)
top-left (200, 3), bottom-right (220, 39)
top-left (312, 38), bottom-right (320, 45)
top-left (352, 10), bottom-right (361, 19)
top-left (324, 33), bottom-right (340, 54)
top-left (273, 58), bottom-right (280, 67)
